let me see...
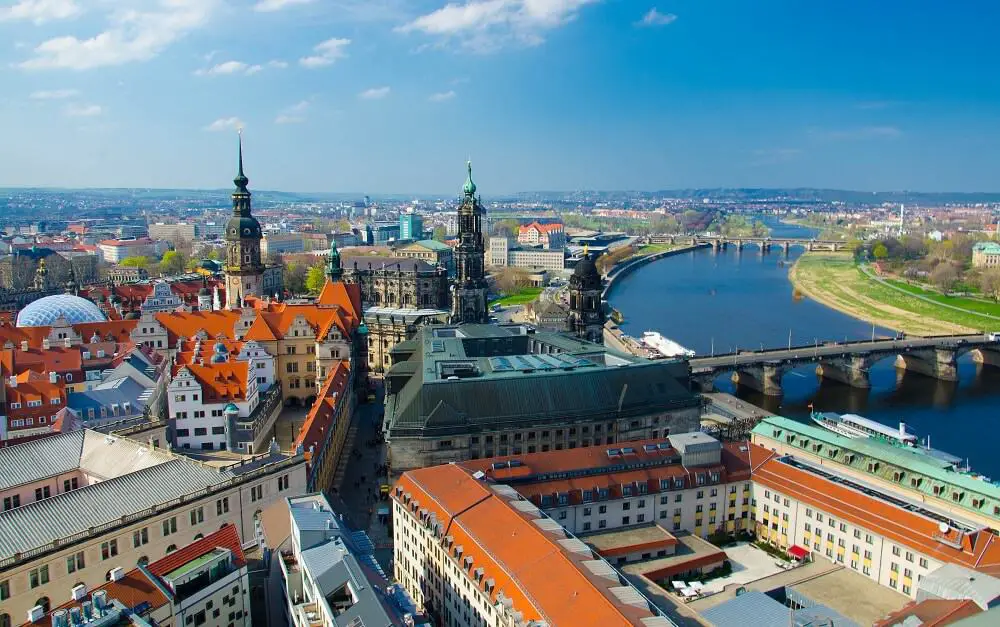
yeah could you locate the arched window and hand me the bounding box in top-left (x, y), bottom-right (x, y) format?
top-left (166, 545), bottom-right (177, 554)
top-left (34, 597), bottom-right (50, 613)
top-left (137, 556), bottom-right (149, 567)
top-left (194, 533), bottom-right (204, 541)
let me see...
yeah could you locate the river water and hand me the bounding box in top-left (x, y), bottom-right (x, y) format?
top-left (609, 218), bottom-right (1000, 477)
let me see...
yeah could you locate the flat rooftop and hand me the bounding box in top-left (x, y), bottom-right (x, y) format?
top-left (581, 524), bottom-right (678, 556)
top-left (165, 548), bottom-right (228, 580)
top-left (621, 532), bottom-right (727, 581)
top-left (790, 567), bottom-right (909, 626)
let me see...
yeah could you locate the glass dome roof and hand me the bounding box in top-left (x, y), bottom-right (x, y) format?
top-left (16, 294), bottom-right (107, 327)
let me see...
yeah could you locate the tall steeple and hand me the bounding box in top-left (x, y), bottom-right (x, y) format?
top-left (450, 160), bottom-right (489, 324)
top-left (567, 251), bottom-right (605, 343)
top-left (326, 239), bottom-right (343, 282)
top-left (224, 131), bottom-right (264, 309)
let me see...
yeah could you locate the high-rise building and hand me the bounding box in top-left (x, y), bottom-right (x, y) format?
top-left (224, 134), bottom-right (265, 308)
top-left (399, 210), bottom-right (424, 240)
top-left (450, 162), bottom-right (488, 324)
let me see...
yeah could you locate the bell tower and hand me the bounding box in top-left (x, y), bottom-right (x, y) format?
top-left (567, 249), bottom-right (605, 343)
top-left (450, 161), bottom-right (489, 324)
top-left (224, 131), bottom-right (264, 309)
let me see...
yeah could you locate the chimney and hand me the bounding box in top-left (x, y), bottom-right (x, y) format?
top-left (50, 372), bottom-right (58, 384)
top-left (9, 376), bottom-right (17, 388)
top-left (27, 605), bottom-right (44, 624)
top-left (42, 338), bottom-right (50, 350)
top-left (20, 340), bottom-right (28, 352)
top-left (109, 567), bottom-right (125, 582)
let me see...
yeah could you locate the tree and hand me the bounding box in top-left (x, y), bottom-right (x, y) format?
top-left (492, 219), bottom-right (521, 238)
top-left (285, 262), bottom-right (307, 295)
top-left (494, 267), bottom-right (530, 294)
top-left (930, 262), bottom-right (960, 292)
top-left (432, 226), bottom-right (447, 242)
top-left (872, 243), bottom-right (889, 260)
top-left (159, 250), bottom-right (187, 276)
top-left (980, 269), bottom-right (1000, 301)
top-left (119, 256), bottom-right (149, 269)
top-left (306, 266), bottom-right (326, 294)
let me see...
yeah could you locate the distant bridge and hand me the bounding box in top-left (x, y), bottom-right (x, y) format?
top-left (689, 334), bottom-right (1000, 395)
top-left (649, 234), bottom-right (849, 253)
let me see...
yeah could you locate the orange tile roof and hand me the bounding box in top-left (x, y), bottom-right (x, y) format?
top-left (874, 599), bottom-right (982, 627)
top-left (520, 221), bottom-right (564, 234)
top-left (749, 443), bottom-right (1000, 574)
top-left (154, 310), bottom-right (241, 344)
top-left (148, 523), bottom-right (247, 577)
top-left (295, 361), bottom-right (351, 454)
top-left (6, 370), bottom-right (66, 405)
top-left (317, 280), bottom-right (363, 321)
top-left (74, 320), bottom-right (138, 344)
top-left (395, 464), bottom-right (660, 627)
top-left (176, 360), bottom-right (250, 403)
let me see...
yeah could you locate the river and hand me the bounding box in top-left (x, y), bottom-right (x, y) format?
top-left (609, 217), bottom-right (1000, 477)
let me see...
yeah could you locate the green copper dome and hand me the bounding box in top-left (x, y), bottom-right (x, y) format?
top-left (463, 160), bottom-right (476, 196)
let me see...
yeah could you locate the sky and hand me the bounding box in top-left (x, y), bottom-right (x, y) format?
top-left (0, 0), bottom-right (998, 195)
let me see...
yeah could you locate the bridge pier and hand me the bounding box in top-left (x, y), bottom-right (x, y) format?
top-left (972, 348), bottom-right (1000, 369)
top-left (735, 240), bottom-right (744, 252)
top-left (731, 363), bottom-right (784, 396)
top-left (895, 348), bottom-right (958, 382)
top-left (815, 354), bottom-right (873, 388)
top-left (761, 240), bottom-right (771, 254)
top-left (712, 240), bottom-right (722, 252)
top-left (782, 241), bottom-right (790, 256)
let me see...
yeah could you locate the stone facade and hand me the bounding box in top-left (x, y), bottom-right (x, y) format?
top-left (341, 256), bottom-right (449, 310)
top-left (450, 163), bottom-right (489, 324)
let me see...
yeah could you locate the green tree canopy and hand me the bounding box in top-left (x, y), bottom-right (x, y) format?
top-left (872, 243), bottom-right (889, 260)
top-left (119, 256), bottom-right (149, 269)
top-left (159, 250), bottom-right (187, 276)
top-left (432, 226), bottom-right (447, 242)
top-left (306, 266), bottom-right (326, 294)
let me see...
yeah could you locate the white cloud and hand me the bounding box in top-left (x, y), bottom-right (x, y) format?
top-left (275, 100), bottom-right (310, 124)
top-left (359, 86), bottom-right (390, 100)
top-left (299, 37), bottom-right (351, 67)
top-left (396, 0), bottom-right (599, 52)
top-left (18, 0), bottom-right (218, 70)
top-left (810, 126), bottom-right (903, 141)
top-left (64, 103), bottom-right (102, 117)
top-left (195, 58), bottom-right (285, 76)
top-left (429, 90), bottom-right (456, 102)
top-left (30, 88), bottom-right (79, 99)
top-left (635, 8), bottom-right (676, 27)
top-left (254, 0), bottom-right (314, 12)
top-left (0, 0), bottom-right (82, 24)
top-left (204, 117), bottom-right (245, 132)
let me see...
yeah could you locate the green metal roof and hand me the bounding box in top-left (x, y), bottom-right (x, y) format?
top-left (753, 416), bottom-right (1000, 517)
top-left (409, 239), bottom-right (452, 251)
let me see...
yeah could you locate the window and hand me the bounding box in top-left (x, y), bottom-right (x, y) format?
top-left (583, 507), bottom-right (591, 516)
top-left (854, 529), bottom-right (861, 539)
top-left (66, 552), bottom-right (85, 574)
top-left (902, 584), bottom-right (911, 595)
top-left (583, 522), bottom-right (591, 531)
top-left (217, 497), bottom-right (230, 515)
top-left (101, 540), bottom-right (118, 560)
top-left (905, 551), bottom-right (914, 563)
top-left (191, 507), bottom-right (204, 525)
top-left (34, 486), bottom-right (51, 501)
top-left (250, 485), bottom-right (263, 502)
top-left (919, 557), bottom-right (928, 568)
top-left (865, 534), bottom-right (873, 544)
top-left (0, 579), bottom-right (8, 601)
top-left (598, 505), bottom-right (607, 514)
top-left (162, 517), bottom-right (177, 537)
top-left (29, 566), bottom-right (49, 588)
top-left (816, 513), bottom-right (823, 523)
top-left (621, 516), bottom-right (630, 525)
top-left (277, 475), bottom-right (289, 491)
top-left (805, 523), bottom-right (811, 532)
top-left (63, 478), bottom-right (79, 492)
top-left (892, 546), bottom-right (901, 557)
top-left (2, 495), bottom-right (20, 511)
top-left (133, 528), bottom-right (149, 547)
top-left (212, 426), bottom-right (225, 435)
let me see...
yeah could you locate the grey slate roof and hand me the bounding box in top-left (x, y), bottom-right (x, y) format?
top-left (918, 563), bottom-right (1000, 610)
top-left (701, 591), bottom-right (856, 627)
top-left (0, 430), bottom-right (86, 491)
top-left (0, 458), bottom-right (232, 560)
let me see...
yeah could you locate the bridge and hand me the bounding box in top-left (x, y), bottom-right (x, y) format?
top-left (649, 234), bottom-right (849, 253)
top-left (689, 334), bottom-right (1000, 395)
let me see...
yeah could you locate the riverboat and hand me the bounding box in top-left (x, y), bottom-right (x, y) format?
top-left (811, 410), bottom-right (918, 446)
top-left (640, 331), bottom-right (696, 359)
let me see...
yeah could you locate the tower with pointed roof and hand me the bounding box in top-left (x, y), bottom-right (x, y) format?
top-left (450, 161), bottom-right (489, 324)
top-left (567, 250), bottom-right (605, 343)
top-left (224, 132), bottom-right (264, 309)
top-left (326, 239), bottom-right (343, 282)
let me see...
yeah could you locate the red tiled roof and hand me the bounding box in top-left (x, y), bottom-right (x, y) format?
top-left (395, 464), bottom-right (658, 627)
top-left (148, 524), bottom-right (246, 577)
top-left (874, 599), bottom-right (982, 627)
top-left (175, 361), bottom-right (251, 403)
top-left (295, 361), bottom-right (351, 454)
top-left (749, 443), bottom-right (1000, 574)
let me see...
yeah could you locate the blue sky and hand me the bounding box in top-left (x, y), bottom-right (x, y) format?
top-left (0, 0), bottom-right (998, 194)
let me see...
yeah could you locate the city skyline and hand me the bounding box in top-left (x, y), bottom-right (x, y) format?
top-left (1, 0), bottom-right (998, 194)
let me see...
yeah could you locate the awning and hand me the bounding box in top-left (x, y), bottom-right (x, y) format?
top-left (787, 545), bottom-right (809, 560)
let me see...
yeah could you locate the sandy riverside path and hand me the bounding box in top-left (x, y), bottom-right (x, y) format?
top-left (788, 254), bottom-right (976, 337)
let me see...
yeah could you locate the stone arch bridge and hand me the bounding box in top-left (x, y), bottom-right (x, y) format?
top-left (649, 234), bottom-right (849, 253)
top-left (689, 334), bottom-right (1000, 396)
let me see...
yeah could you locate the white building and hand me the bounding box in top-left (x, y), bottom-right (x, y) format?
top-left (98, 238), bottom-right (167, 263)
top-left (168, 341), bottom-right (264, 452)
top-left (141, 281), bottom-right (185, 313)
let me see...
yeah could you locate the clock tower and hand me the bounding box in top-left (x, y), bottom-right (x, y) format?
top-left (224, 133), bottom-right (265, 309)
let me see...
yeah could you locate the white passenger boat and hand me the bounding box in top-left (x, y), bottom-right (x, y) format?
top-left (639, 331), bottom-right (696, 359)
top-left (811, 411), bottom-right (918, 446)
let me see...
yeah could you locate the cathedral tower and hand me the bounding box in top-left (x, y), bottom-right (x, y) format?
top-left (567, 250), bottom-right (605, 343)
top-left (450, 162), bottom-right (489, 324)
top-left (224, 132), bottom-right (264, 309)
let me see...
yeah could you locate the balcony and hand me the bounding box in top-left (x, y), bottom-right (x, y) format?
top-left (293, 602), bottom-right (325, 627)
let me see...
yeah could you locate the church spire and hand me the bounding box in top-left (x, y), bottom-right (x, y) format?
top-left (463, 160), bottom-right (476, 196)
top-left (234, 130), bottom-right (249, 193)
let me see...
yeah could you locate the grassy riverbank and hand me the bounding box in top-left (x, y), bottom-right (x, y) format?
top-left (789, 253), bottom-right (987, 336)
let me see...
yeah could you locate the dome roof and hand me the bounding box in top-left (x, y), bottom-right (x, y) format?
top-left (226, 215), bottom-right (262, 239)
top-left (573, 254), bottom-right (598, 277)
top-left (16, 294), bottom-right (107, 327)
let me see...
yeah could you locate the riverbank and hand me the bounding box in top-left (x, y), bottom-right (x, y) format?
top-left (604, 243), bottom-right (708, 298)
top-left (789, 252), bottom-right (982, 336)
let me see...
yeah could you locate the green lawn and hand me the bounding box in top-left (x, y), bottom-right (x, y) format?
top-left (791, 253), bottom-right (992, 335)
top-left (490, 287), bottom-right (544, 306)
top-left (883, 279), bottom-right (1000, 316)
top-left (635, 243), bottom-right (678, 256)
